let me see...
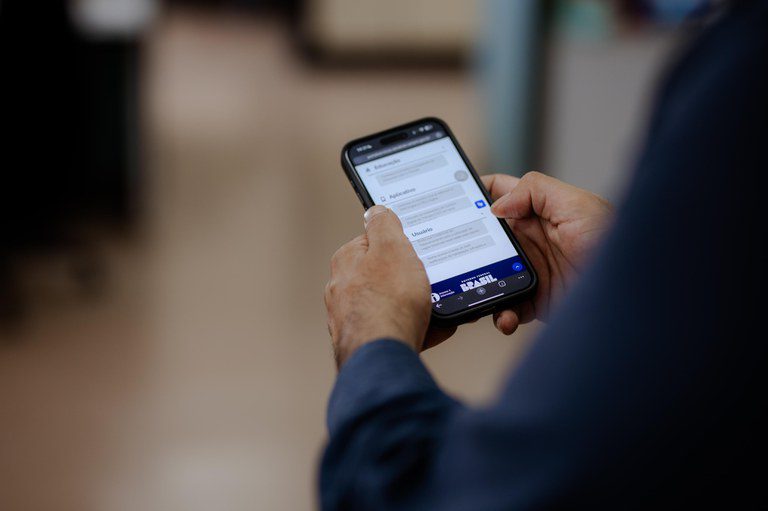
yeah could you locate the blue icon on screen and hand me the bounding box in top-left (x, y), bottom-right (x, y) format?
top-left (474, 200), bottom-right (486, 209)
top-left (512, 262), bottom-right (524, 272)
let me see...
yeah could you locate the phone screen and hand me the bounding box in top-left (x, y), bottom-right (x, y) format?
top-left (347, 120), bottom-right (533, 316)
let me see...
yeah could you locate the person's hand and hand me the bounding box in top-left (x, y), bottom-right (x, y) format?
top-left (482, 172), bottom-right (613, 335)
top-left (325, 206), bottom-right (455, 368)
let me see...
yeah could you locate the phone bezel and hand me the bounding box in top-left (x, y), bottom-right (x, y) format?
top-left (340, 117), bottom-right (538, 325)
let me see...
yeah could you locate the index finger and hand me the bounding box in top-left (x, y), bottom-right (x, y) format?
top-left (364, 205), bottom-right (410, 251)
top-left (330, 235), bottom-right (367, 271)
top-left (481, 174), bottom-right (521, 202)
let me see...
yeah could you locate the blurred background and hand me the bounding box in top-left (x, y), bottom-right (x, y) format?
top-left (0, 0), bottom-right (702, 509)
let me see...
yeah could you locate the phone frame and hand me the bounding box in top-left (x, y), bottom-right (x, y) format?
top-left (340, 117), bottom-right (537, 325)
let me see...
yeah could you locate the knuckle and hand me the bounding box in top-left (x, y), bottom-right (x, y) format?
top-left (331, 245), bottom-right (346, 263)
top-left (331, 242), bottom-right (355, 267)
top-left (325, 279), bottom-right (340, 297)
top-left (523, 170), bottom-right (544, 182)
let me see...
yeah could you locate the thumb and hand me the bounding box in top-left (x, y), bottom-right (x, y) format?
top-left (490, 171), bottom-right (552, 220)
top-left (490, 189), bottom-right (532, 220)
top-left (364, 205), bottom-right (408, 249)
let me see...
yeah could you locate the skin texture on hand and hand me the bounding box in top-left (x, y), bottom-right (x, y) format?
top-left (482, 172), bottom-right (613, 335)
top-left (324, 206), bottom-right (435, 368)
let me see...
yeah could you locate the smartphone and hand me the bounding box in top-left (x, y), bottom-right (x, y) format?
top-left (341, 117), bottom-right (537, 325)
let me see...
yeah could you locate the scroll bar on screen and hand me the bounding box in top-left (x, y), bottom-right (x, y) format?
top-left (468, 293), bottom-right (504, 307)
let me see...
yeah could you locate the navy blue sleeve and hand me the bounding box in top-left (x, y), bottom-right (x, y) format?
top-left (321, 339), bottom-right (463, 510)
top-left (319, 3), bottom-right (767, 509)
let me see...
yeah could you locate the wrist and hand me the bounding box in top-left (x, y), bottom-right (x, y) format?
top-left (335, 335), bottom-right (415, 369)
top-left (334, 320), bottom-right (421, 368)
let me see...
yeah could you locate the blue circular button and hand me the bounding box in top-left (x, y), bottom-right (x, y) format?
top-left (512, 262), bottom-right (524, 272)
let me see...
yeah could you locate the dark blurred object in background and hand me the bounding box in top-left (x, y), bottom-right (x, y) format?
top-left (0, 0), bottom-right (141, 322)
top-left (617, 0), bottom-right (710, 25)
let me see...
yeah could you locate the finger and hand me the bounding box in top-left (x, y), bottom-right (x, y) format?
top-left (492, 309), bottom-right (520, 335)
top-left (514, 299), bottom-right (537, 325)
top-left (330, 235), bottom-right (367, 271)
top-left (481, 174), bottom-right (521, 202)
top-left (491, 171), bottom-right (562, 220)
top-left (363, 205), bottom-right (409, 250)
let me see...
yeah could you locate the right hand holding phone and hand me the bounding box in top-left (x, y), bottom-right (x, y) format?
top-left (482, 172), bottom-right (613, 335)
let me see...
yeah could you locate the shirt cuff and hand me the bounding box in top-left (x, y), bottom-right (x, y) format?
top-left (327, 339), bottom-right (447, 435)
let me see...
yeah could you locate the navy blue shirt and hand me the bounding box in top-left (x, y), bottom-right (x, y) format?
top-left (320, 2), bottom-right (767, 509)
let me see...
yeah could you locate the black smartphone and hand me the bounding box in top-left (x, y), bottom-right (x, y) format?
top-left (341, 117), bottom-right (537, 325)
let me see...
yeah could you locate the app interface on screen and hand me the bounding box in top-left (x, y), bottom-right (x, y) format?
top-left (351, 124), bottom-right (532, 314)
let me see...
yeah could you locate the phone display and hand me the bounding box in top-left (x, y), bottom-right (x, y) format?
top-left (341, 118), bottom-right (536, 323)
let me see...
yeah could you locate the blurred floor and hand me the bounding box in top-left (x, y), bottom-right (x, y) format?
top-left (0, 9), bottom-right (538, 511)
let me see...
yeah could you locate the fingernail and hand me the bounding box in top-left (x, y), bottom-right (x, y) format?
top-left (364, 205), bottom-right (387, 225)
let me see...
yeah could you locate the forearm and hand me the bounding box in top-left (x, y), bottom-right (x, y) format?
top-left (319, 339), bottom-right (597, 510)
